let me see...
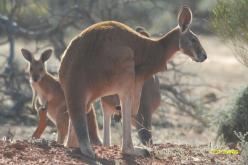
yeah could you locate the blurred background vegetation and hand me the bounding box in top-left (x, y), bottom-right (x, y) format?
top-left (212, 0), bottom-right (248, 153)
top-left (212, 0), bottom-right (248, 67)
top-left (0, 0), bottom-right (248, 156)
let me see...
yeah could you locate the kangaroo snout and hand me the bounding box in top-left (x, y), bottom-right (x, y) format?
top-left (197, 52), bottom-right (207, 62)
top-left (32, 75), bottom-right (40, 82)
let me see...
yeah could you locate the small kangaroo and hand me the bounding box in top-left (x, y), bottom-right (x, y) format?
top-left (21, 49), bottom-right (102, 146)
top-left (59, 6), bottom-right (207, 157)
top-left (101, 27), bottom-right (161, 146)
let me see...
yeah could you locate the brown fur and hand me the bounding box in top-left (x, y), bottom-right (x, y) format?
top-left (21, 49), bottom-right (102, 146)
top-left (101, 75), bottom-right (161, 146)
top-left (100, 27), bottom-right (161, 146)
top-left (59, 7), bottom-right (207, 157)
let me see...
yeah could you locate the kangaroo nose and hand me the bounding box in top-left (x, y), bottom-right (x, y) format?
top-left (198, 53), bottom-right (207, 62)
top-left (32, 75), bottom-right (39, 82)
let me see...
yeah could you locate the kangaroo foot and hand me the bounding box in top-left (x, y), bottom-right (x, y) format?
top-left (79, 143), bottom-right (95, 158)
top-left (123, 146), bottom-right (150, 157)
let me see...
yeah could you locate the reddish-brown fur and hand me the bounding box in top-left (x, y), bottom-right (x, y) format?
top-left (21, 49), bottom-right (102, 146)
top-left (59, 7), bottom-right (207, 157)
top-left (100, 27), bottom-right (161, 146)
top-left (101, 75), bottom-right (161, 146)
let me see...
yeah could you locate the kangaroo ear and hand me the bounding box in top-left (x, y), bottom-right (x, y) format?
top-left (178, 6), bottom-right (192, 32)
top-left (21, 48), bottom-right (33, 62)
top-left (40, 49), bottom-right (52, 62)
top-left (135, 26), bottom-right (150, 37)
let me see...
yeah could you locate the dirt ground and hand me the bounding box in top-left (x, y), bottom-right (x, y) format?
top-left (0, 139), bottom-right (241, 165)
top-left (1, 36), bottom-right (248, 164)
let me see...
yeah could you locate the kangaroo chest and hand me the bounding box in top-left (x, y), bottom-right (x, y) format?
top-left (32, 83), bottom-right (54, 101)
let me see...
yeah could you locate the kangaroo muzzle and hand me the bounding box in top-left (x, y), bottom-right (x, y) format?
top-left (32, 75), bottom-right (41, 82)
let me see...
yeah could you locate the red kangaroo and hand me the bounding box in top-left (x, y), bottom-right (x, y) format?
top-left (59, 6), bottom-right (207, 157)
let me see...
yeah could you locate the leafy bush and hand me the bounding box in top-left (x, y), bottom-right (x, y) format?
top-left (217, 86), bottom-right (248, 145)
top-left (212, 0), bottom-right (248, 66)
top-left (212, 0), bottom-right (248, 42)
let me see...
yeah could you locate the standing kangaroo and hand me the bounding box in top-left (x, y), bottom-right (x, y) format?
top-left (21, 49), bottom-right (102, 146)
top-left (59, 6), bottom-right (207, 157)
top-left (100, 26), bottom-right (161, 146)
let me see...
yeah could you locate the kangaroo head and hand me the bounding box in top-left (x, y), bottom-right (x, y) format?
top-left (21, 48), bottom-right (52, 82)
top-left (178, 6), bottom-right (207, 62)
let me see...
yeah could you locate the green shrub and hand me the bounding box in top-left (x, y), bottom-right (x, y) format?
top-left (217, 86), bottom-right (248, 145)
top-left (212, 0), bottom-right (248, 66)
top-left (212, 0), bottom-right (248, 42)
